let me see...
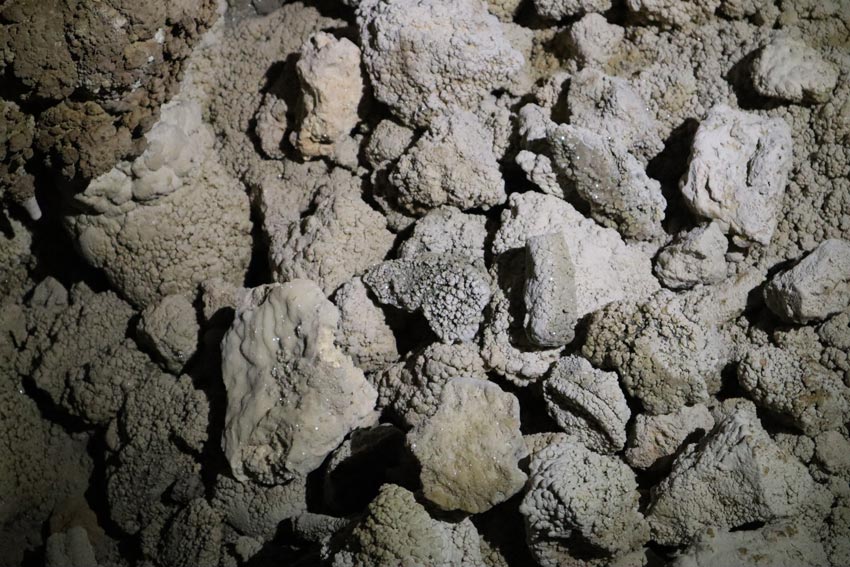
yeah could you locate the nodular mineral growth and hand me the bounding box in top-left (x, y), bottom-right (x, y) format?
top-left (2, 0), bottom-right (850, 565)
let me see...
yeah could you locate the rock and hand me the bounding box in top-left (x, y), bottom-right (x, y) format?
top-left (654, 222), bottom-right (728, 289)
top-left (625, 404), bottom-right (715, 469)
top-left (751, 35), bottom-right (838, 104)
top-left (408, 378), bottom-right (527, 514)
top-left (764, 239), bottom-right (850, 323)
top-left (679, 104), bottom-right (793, 246)
top-left (523, 232), bottom-right (578, 348)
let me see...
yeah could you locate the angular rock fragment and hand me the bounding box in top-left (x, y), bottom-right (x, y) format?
top-left (625, 404), bottom-right (715, 469)
top-left (363, 254), bottom-right (492, 343)
top-left (408, 378), bottom-right (527, 513)
top-left (567, 68), bottom-right (664, 163)
top-left (390, 110), bottom-right (506, 215)
top-left (751, 35), bottom-right (838, 104)
top-left (356, 0), bottom-right (523, 127)
top-left (137, 293), bottom-right (199, 374)
top-left (494, 192), bottom-right (660, 318)
top-left (738, 345), bottom-right (850, 436)
top-left (375, 343), bottom-right (489, 428)
top-left (291, 32), bottom-right (363, 157)
top-left (647, 407), bottom-right (829, 545)
top-left (671, 522), bottom-right (828, 567)
top-left (521, 440), bottom-right (649, 567)
top-left (654, 222), bottom-right (727, 289)
top-left (334, 277), bottom-right (399, 374)
top-left (547, 123), bottom-right (666, 241)
top-left (764, 239), bottom-right (850, 323)
top-left (329, 484), bottom-right (484, 566)
top-left (679, 104), bottom-right (793, 246)
top-left (523, 232), bottom-right (578, 347)
top-left (268, 169), bottom-right (395, 295)
top-left (221, 281), bottom-right (378, 483)
top-left (543, 356), bottom-right (630, 453)
top-left (398, 206), bottom-right (488, 265)
top-left (626, 0), bottom-right (719, 27)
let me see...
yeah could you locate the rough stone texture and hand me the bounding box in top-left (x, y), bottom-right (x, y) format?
top-left (365, 120), bottom-right (415, 170)
top-left (329, 484), bottom-right (484, 567)
top-left (626, 0), bottom-right (720, 28)
top-left (751, 35), bottom-right (839, 104)
top-left (764, 239), bottom-right (850, 323)
top-left (64, 99), bottom-right (252, 308)
top-left (363, 254), bottom-right (492, 343)
top-left (533, 0), bottom-right (611, 20)
top-left (647, 407), bottom-right (829, 546)
top-left (739, 344), bottom-right (850, 436)
top-left (520, 440), bottom-right (649, 567)
top-left (408, 378), bottom-right (527, 513)
top-left (547, 123), bottom-right (666, 241)
top-left (543, 356), bottom-right (630, 454)
top-left (654, 222), bottom-right (728, 290)
top-left (567, 69), bottom-right (664, 164)
top-left (334, 277), bottom-right (399, 374)
top-left (523, 232), bottom-right (578, 348)
top-left (267, 168), bottom-right (394, 296)
top-left (494, 192), bottom-right (660, 319)
top-left (398, 206), bottom-right (488, 265)
top-left (625, 404), bottom-right (715, 469)
top-left (137, 293), bottom-right (199, 374)
top-left (566, 14), bottom-right (625, 66)
top-left (671, 523), bottom-right (829, 567)
top-left (356, 0), bottom-right (524, 127)
top-left (376, 343), bottom-right (489, 428)
top-left (221, 281), bottom-right (378, 483)
top-left (291, 32), bottom-right (363, 158)
top-left (679, 104), bottom-right (793, 246)
top-left (390, 109), bottom-right (506, 215)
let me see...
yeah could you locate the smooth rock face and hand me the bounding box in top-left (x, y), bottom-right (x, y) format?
top-left (221, 281), bottom-right (378, 484)
top-left (751, 35), bottom-right (838, 104)
top-left (408, 378), bottom-right (527, 514)
top-left (679, 104), bottom-right (793, 246)
top-left (523, 232), bottom-right (577, 348)
top-left (764, 239), bottom-right (850, 323)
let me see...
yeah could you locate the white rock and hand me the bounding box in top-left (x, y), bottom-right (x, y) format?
top-left (751, 35), bottom-right (839, 104)
top-left (765, 239), bottom-right (850, 323)
top-left (654, 222), bottom-right (728, 289)
top-left (679, 104), bottom-right (793, 246)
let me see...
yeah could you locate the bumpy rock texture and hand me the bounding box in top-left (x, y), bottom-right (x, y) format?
top-left (5, 0), bottom-right (850, 565)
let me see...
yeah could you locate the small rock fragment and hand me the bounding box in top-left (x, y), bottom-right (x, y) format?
top-left (334, 278), bottom-right (399, 373)
top-left (533, 0), bottom-right (611, 20)
top-left (679, 104), bottom-right (793, 246)
top-left (647, 408), bottom-right (828, 545)
top-left (523, 232), bottom-right (578, 348)
top-left (566, 13), bottom-right (625, 66)
top-left (738, 345), bottom-right (850, 436)
top-left (520, 440), bottom-right (649, 566)
top-left (221, 281), bottom-right (378, 483)
top-left (547, 123), bottom-right (666, 241)
top-left (363, 254), bottom-right (492, 343)
top-left (356, 0), bottom-right (523, 127)
top-left (751, 35), bottom-right (839, 104)
top-left (625, 404), bottom-right (715, 469)
top-left (137, 294), bottom-right (199, 374)
top-left (398, 206), bottom-right (488, 266)
top-left (764, 239), bottom-right (850, 323)
top-left (654, 222), bottom-right (728, 289)
top-left (390, 110), bottom-right (506, 215)
top-left (543, 356), bottom-right (630, 453)
top-left (292, 32), bottom-right (363, 157)
top-left (408, 378), bottom-right (527, 513)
